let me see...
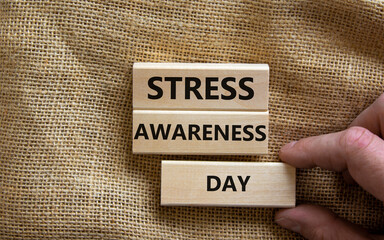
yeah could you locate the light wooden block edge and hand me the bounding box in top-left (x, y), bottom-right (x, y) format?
top-left (133, 110), bottom-right (269, 155)
top-left (133, 62), bottom-right (269, 111)
top-left (161, 161), bottom-right (296, 207)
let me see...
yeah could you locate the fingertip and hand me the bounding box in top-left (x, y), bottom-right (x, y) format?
top-left (279, 141), bottom-right (298, 159)
top-left (281, 141), bottom-right (298, 152)
top-left (275, 205), bottom-right (371, 240)
top-left (275, 205), bottom-right (334, 236)
top-left (275, 208), bottom-right (301, 234)
top-left (275, 208), bottom-right (292, 222)
top-left (275, 204), bottom-right (316, 223)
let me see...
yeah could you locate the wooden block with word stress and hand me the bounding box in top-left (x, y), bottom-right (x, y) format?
top-left (133, 63), bottom-right (269, 111)
top-left (161, 161), bottom-right (296, 207)
top-left (133, 110), bottom-right (268, 155)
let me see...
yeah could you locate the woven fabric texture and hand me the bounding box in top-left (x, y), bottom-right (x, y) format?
top-left (1, 0), bottom-right (384, 239)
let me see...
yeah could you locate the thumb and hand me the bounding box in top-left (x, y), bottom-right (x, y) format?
top-left (275, 205), bottom-right (374, 240)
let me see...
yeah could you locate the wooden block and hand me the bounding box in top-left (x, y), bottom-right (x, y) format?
top-left (133, 63), bottom-right (269, 111)
top-left (133, 110), bottom-right (268, 155)
top-left (161, 161), bottom-right (296, 207)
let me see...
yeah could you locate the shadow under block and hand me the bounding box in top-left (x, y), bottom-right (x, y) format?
top-left (133, 63), bottom-right (269, 111)
top-left (161, 161), bottom-right (296, 207)
top-left (133, 110), bottom-right (268, 155)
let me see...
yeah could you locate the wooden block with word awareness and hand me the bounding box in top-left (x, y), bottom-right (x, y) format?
top-left (133, 63), bottom-right (269, 111)
top-left (133, 110), bottom-right (268, 155)
top-left (161, 161), bottom-right (296, 207)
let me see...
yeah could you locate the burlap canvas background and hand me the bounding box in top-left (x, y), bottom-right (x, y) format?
top-left (1, 0), bottom-right (383, 239)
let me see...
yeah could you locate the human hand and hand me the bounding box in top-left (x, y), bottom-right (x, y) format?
top-left (275, 93), bottom-right (384, 240)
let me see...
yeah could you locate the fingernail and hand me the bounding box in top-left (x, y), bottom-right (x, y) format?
top-left (282, 141), bottom-right (298, 151)
top-left (275, 217), bottom-right (301, 233)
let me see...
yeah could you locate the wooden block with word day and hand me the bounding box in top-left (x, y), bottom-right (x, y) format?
top-left (133, 63), bottom-right (269, 111)
top-left (161, 161), bottom-right (296, 207)
top-left (133, 110), bottom-right (268, 155)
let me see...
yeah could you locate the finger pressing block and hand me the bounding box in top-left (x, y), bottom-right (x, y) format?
top-left (161, 161), bottom-right (296, 207)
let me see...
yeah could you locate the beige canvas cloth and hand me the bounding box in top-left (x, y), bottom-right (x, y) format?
top-left (1, 0), bottom-right (383, 239)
